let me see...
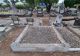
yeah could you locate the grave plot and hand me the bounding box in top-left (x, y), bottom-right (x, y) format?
top-left (0, 19), bottom-right (13, 42)
top-left (42, 19), bottom-right (51, 26)
top-left (0, 19), bottom-right (12, 26)
top-left (25, 17), bottom-right (42, 26)
top-left (11, 26), bottom-right (69, 52)
top-left (56, 27), bottom-right (80, 48)
top-left (20, 26), bottom-right (60, 44)
top-left (33, 18), bottom-right (42, 26)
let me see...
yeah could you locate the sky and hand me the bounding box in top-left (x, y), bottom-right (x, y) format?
top-left (0, 0), bottom-right (3, 3)
top-left (58, 0), bottom-right (64, 4)
top-left (0, 0), bottom-right (11, 3)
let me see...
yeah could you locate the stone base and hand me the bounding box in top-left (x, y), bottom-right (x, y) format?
top-left (11, 42), bottom-right (69, 52)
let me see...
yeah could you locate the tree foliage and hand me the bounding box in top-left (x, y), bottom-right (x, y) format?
top-left (25, 0), bottom-right (35, 8)
top-left (64, 0), bottom-right (80, 7)
top-left (1, 3), bottom-right (10, 9)
top-left (15, 4), bottom-right (25, 9)
top-left (3, 0), bottom-right (10, 4)
top-left (15, 2), bottom-right (29, 9)
top-left (3, 0), bottom-right (80, 9)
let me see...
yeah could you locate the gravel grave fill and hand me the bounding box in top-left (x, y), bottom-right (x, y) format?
top-left (57, 27), bottom-right (80, 48)
top-left (21, 26), bottom-right (61, 44)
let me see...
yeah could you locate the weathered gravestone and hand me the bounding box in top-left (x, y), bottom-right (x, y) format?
top-left (37, 9), bottom-right (43, 17)
top-left (10, 16), bottom-right (20, 25)
top-left (54, 14), bottom-right (63, 27)
top-left (74, 17), bottom-right (80, 26)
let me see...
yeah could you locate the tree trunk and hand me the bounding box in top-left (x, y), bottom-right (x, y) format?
top-left (45, 3), bottom-right (52, 13)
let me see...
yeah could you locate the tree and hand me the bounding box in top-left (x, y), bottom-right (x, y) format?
top-left (11, 0), bottom-right (18, 6)
top-left (2, 3), bottom-right (10, 8)
top-left (75, 0), bottom-right (80, 4)
top-left (64, 0), bottom-right (80, 8)
top-left (64, 0), bottom-right (75, 7)
top-left (26, 0), bottom-right (58, 13)
top-left (0, 3), bottom-right (2, 7)
top-left (15, 2), bottom-right (26, 9)
top-left (43, 0), bottom-right (58, 13)
top-left (20, 0), bottom-right (25, 2)
top-left (25, 0), bottom-right (35, 9)
top-left (3, 0), bottom-right (10, 4)
top-left (3, 0), bottom-right (10, 7)
top-left (15, 4), bottom-right (25, 9)
top-left (24, 3), bottom-right (30, 9)
top-left (15, 0), bottom-right (19, 2)
top-left (34, 0), bottom-right (40, 6)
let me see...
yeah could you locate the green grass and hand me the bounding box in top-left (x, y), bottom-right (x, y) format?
top-left (0, 11), bottom-right (15, 14)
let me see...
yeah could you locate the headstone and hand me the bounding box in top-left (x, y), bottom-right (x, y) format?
top-left (69, 8), bottom-right (77, 16)
top-left (10, 16), bottom-right (20, 25)
top-left (0, 27), bottom-right (6, 32)
top-left (74, 17), bottom-right (80, 26)
top-left (50, 12), bottom-right (56, 17)
top-left (26, 17), bottom-right (34, 25)
top-left (37, 9), bottom-right (43, 17)
top-left (25, 10), bottom-right (33, 17)
top-left (54, 14), bottom-right (63, 27)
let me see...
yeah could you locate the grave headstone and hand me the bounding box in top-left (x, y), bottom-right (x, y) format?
top-left (74, 17), bottom-right (80, 26)
top-left (0, 27), bottom-right (6, 32)
top-left (54, 14), bottom-right (63, 27)
top-left (26, 17), bottom-right (34, 25)
top-left (25, 10), bottom-right (33, 17)
top-left (37, 9), bottom-right (43, 17)
top-left (10, 16), bottom-right (20, 25)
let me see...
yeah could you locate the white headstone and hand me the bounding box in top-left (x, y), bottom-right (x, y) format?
top-left (54, 14), bottom-right (63, 26)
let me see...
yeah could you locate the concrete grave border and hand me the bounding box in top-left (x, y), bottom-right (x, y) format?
top-left (10, 25), bottom-right (80, 52)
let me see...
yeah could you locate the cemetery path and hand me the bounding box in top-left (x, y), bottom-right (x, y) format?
top-left (42, 17), bottom-right (50, 26)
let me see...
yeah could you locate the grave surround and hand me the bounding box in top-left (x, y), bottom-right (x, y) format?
top-left (11, 25), bottom-right (72, 52)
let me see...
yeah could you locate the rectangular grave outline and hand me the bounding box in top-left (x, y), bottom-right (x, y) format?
top-left (10, 25), bottom-right (80, 52)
